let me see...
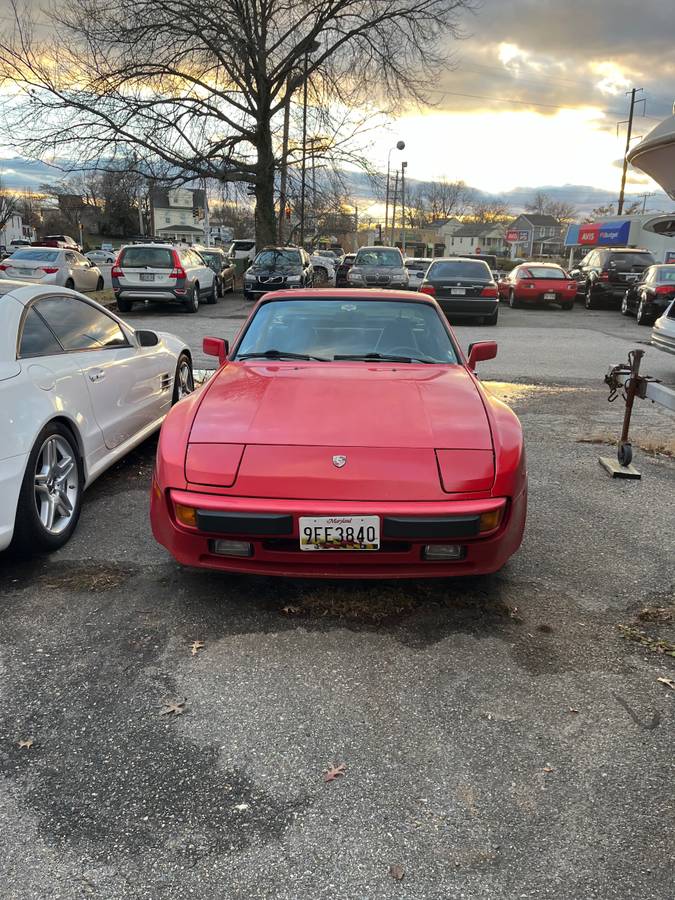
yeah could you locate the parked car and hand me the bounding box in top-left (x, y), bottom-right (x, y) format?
top-left (315, 249), bottom-right (343, 264)
top-left (405, 257), bottom-right (431, 290)
top-left (651, 299), bottom-right (675, 356)
top-left (475, 253), bottom-right (499, 278)
top-left (194, 246), bottom-right (236, 297)
top-left (620, 264), bottom-right (675, 325)
top-left (335, 253), bottom-right (356, 287)
top-left (570, 248), bottom-right (656, 309)
top-left (419, 257), bottom-right (499, 325)
top-left (10, 238), bottom-right (31, 248)
top-left (228, 239), bottom-right (256, 263)
top-left (347, 246), bottom-right (409, 289)
top-left (309, 253), bottom-right (337, 286)
top-left (111, 243), bottom-right (217, 313)
top-left (36, 234), bottom-right (81, 251)
top-left (498, 263), bottom-right (577, 310)
top-left (243, 247), bottom-right (313, 301)
top-left (151, 288), bottom-right (526, 578)
top-left (0, 283), bottom-right (193, 554)
top-left (0, 247), bottom-right (104, 292)
top-left (86, 249), bottom-right (117, 265)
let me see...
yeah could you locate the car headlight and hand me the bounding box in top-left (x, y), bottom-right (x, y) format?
top-left (286, 275), bottom-right (302, 283)
top-left (348, 270), bottom-right (363, 280)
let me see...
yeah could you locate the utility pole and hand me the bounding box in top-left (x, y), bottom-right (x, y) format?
top-left (617, 88), bottom-right (645, 215)
top-left (390, 171), bottom-right (399, 246)
top-left (203, 177), bottom-right (210, 247)
top-left (401, 161), bottom-right (407, 255)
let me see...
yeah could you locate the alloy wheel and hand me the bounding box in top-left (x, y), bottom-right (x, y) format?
top-left (33, 435), bottom-right (79, 535)
top-left (176, 359), bottom-right (194, 399)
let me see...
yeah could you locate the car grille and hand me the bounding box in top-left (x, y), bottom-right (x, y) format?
top-left (365, 275), bottom-right (391, 285)
top-left (257, 275), bottom-right (284, 285)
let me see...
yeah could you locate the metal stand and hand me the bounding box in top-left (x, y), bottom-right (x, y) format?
top-left (601, 348), bottom-right (675, 479)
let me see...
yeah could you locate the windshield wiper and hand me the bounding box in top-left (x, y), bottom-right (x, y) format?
top-left (237, 349), bottom-right (329, 361)
top-left (333, 352), bottom-right (436, 364)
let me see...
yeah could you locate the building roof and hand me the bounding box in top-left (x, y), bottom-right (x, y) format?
top-left (151, 187), bottom-right (206, 212)
top-left (155, 223), bottom-right (204, 233)
top-left (516, 213), bottom-right (560, 226)
top-left (452, 223), bottom-right (503, 238)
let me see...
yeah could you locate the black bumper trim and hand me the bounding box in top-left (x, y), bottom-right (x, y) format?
top-left (195, 511), bottom-right (293, 535)
top-left (383, 515), bottom-right (480, 539)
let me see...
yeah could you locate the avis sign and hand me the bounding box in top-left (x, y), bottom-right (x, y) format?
top-left (506, 229), bottom-right (530, 243)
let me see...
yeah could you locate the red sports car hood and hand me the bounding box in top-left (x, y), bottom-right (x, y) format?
top-left (190, 362), bottom-right (492, 450)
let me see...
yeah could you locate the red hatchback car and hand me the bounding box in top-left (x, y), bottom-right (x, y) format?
top-left (498, 263), bottom-right (577, 309)
top-left (151, 290), bottom-right (527, 578)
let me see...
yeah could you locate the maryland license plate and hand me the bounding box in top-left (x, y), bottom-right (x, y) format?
top-left (544, 292), bottom-right (556, 299)
top-left (299, 516), bottom-right (380, 551)
top-left (140, 272), bottom-right (155, 281)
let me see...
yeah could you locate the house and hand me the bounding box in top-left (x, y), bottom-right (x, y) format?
top-left (444, 223), bottom-right (507, 256)
top-left (507, 213), bottom-right (564, 258)
top-left (434, 217), bottom-right (463, 248)
top-left (151, 187), bottom-right (206, 243)
top-left (0, 212), bottom-right (34, 248)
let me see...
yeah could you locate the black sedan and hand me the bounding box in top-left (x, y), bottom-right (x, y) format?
top-left (197, 247), bottom-right (236, 297)
top-left (419, 257), bottom-right (499, 325)
top-left (243, 246), bottom-right (313, 301)
top-left (620, 264), bottom-right (675, 325)
top-left (335, 253), bottom-right (356, 287)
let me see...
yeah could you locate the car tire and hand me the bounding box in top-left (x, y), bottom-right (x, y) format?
top-left (636, 298), bottom-right (651, 326)
top-left (10, 421), bottom-right (84, 555)
top-left (562, 301), bottom-right (574, 311)
top-left (620, 295), bottom-right (631, 316)
top-left (172, 352), bottom-right (194, 404)
top-left (484, 308), bottom-right (499, 326)
top-left (65, 278), bottom-right (75, 290)
top-left (116, 297), bottom-right (132, 313)
top-left (95, 276), bottom-right (104, 291)
top-left (508, 290), bottom-right (519, 309)
top-left (585, 283), bottom-right (598, 309)
top-left (206, 279), bottom-right (217, 305)
top-left (186, 285), bottom-right (199, 313)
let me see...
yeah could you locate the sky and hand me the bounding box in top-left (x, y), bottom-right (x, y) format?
top-left (0, 0), bottom-right (673, 207)
top-left (371, 0), bottom-right (675, 199)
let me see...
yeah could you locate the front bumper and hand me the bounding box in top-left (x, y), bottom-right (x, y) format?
top-left (0, 452), bottom-right (27, 552)
top-left (151, 486), bottom-right (527, 578)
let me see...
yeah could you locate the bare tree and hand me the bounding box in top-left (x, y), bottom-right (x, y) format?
top-left (470, 198), bottom-right (510, 225)
top-left (0, 177), bottom-right (18, 235)
top-left (525, 191), bottom-right (577, 223)
top-left (0, 0), bottom-right (475, 247)
top-left (426, 178), bottom-right (472, 221)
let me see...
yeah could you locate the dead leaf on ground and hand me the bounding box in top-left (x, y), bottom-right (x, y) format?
top-left (542, 765), bottom-right (554, 774)
top-left (657, 676), bottom-right (675, 691)
top-left (280, 605), bottom-right (301, 616)
top-left (160, 699), bottom-right (186, 716)
top-left (389, 864), bottom-right (405, 881)
top-left (190, 640), bottom-right (205, 656)
top-left (17, 739), bottom-right (34, 750)
top-left (323, 762), bottom-right (346, 783)
top-left (568, 707), bottom-right (579, 714)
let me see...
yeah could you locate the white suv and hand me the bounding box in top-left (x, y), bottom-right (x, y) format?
top-left (111, 243), bottom-right (216, 313)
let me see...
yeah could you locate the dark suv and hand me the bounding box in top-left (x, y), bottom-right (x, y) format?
top-left (243, 246), bottom-right (313, 302)
top-left (571, 248), bottom-right (656, 309)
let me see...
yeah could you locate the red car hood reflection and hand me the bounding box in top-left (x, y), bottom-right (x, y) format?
top-left (190, 362), bottom-right (493, 450)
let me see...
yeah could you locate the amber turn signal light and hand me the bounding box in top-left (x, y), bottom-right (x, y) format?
top-left (175, 503), bottom-right (197, 527)
top-left (479, 508), bottom-right (504, 533)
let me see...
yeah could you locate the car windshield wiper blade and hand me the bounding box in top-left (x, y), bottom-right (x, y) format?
top-left (333, 352), bottom-right (436, 364)
top-left (237, 349), bottom-right (329, 361)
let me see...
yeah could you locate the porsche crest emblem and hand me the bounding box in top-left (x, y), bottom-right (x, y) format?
top-left (332, 455), bottom-right (347, 468)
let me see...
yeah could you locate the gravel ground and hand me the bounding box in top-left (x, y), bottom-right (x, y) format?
top-left (1, 298), bottom-right (673, 899)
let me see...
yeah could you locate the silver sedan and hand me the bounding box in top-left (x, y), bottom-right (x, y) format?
top-left (0, 247), bottom-right (104, 291)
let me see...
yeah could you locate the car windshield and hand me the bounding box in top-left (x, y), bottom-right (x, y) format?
top-left (254, 249), bottom-right (301, 268)
top-left (655, 267), bottom-right (675, 282)
top-left (609, 252), bottom-right (655, 267)
top-left (200, 251), bottom-right (222, 267)
top-left (230, 241), bottom-right (255, 251)
top-left (354, 249), bottom-right (403, 268)
top-left (234, 298), bottom-right (458, 364)
top-left (428, 260), bottom-right (491, 279)
top-left (10, 249), bottom-right (60, 262)
top-left (522, 267), bottom-right (566, 279)
top-left (119, 247), bottom-right (174, 268)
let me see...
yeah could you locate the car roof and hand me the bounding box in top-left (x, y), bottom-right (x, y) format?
top-left (252, 288), bottom-right (434, 303)
top-left (605, 248), bottom-right (652, 253)
top-left (431, 256), bottom-right (491, 264)
top-left (0, 283), bottom-right (96, 307)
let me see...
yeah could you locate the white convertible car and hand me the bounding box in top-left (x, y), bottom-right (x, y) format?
top-left (0, 282), bottom-right (194, 554)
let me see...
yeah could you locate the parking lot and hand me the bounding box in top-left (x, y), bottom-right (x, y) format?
top-left (1, 295), bottom-right (674, 899)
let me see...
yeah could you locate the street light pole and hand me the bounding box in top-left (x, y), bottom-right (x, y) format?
top-left (401, 161), bottom-right (407, 255)
top-left (384, 140), bottom-right (405, 244)
top-left (390, 170), bottom-right (399, 247)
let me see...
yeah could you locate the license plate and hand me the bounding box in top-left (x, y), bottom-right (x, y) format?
top-left (450, 288), bottom-right (466, 295)
top-left (544, 292), bottom-right (556, 300)
top-left (140, 272), bottom-right (155, 282)
top-left (625, 275), bottom-right (637, 282)
top-left (299, 515), bottom-right (380, 551)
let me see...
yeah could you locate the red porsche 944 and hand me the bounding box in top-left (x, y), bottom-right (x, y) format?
top-left (151, 290), bottom-right (527, 578)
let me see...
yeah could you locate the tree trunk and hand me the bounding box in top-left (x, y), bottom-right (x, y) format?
top-left (254, 118), bottom-right (277, 248)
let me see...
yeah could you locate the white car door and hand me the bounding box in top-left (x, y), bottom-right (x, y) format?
top-left (33, 295), bottom-right (174, 449)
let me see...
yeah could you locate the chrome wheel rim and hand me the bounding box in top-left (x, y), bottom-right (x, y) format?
top-left (34, 436), bottom-right (79, 535)
top-left (176, 361), bottom-right (194, 399)
top-left (621, 296), bottom-right (628, 313)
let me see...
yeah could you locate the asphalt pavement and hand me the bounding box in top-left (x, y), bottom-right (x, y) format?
top-left (1, 294), bottom-right (673, 899)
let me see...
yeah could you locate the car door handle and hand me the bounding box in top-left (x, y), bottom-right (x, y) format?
top-left (88, 368), bottom-right (105, 383)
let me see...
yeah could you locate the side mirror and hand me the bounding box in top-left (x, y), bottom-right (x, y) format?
top-left (137, 330), bottom-right (159, 347)
top-left (467, 341), bottom-right (498, 370)
top-left (203, 336), bottom-right (229, 364)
